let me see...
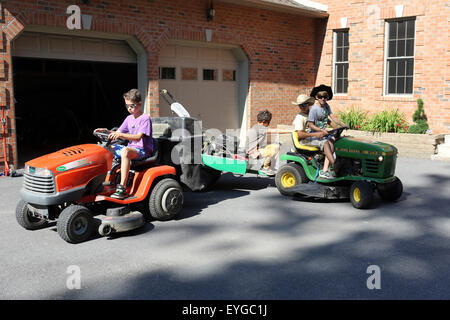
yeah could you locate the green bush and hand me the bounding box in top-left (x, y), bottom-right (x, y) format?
top-left (362, 109), bottom-right (408, 133)
top-left (337, 107), bottom-right (368, 130)
top-left (408, 98), bottom-right (429, 134)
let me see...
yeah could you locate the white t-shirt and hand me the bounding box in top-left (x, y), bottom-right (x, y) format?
top-left (293, 112), bottom-right (310, 144)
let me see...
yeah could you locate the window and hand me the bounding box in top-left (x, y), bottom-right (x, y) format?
top-left (223, 69), bottom-right (236, 81)
top-left (159, 67), bottom-right (176, 80)
top-left (181, 67), bottom-right (197, 80)
top-left (203, 69), bottom-right (217, 81)
top-left (385, 19), bottom-right (415, 95)
top-left (333, 30), bottom-right (349, 94)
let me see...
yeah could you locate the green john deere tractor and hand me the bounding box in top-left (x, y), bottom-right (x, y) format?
top-left (275, 127), bottom-right (403, 209)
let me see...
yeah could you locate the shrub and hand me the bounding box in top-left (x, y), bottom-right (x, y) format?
top-left (363, 109), bottom-right (408, 133)
top-left (408, 98), bottom-right (429, 134)
top-left (337, 107), bottom-right (368, 130)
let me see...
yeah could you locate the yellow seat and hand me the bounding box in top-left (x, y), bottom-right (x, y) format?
top-left (291, 131), bottom-right (319, 152)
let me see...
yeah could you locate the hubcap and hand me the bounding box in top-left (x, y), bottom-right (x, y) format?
top-left (162, 188), bottom-right (182, 212)
top-left (281, 172), bottom-right (296, 188)
top-left (73, 216), bottom-right (88, 235)
top-left (353, 187), bottom-right (361, 202)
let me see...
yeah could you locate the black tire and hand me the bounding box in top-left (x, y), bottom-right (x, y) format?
top-left (275, 162), bottom-right (308, 196)
top-left (350, 181), bottom-right (373, 209)
top-left (57, 205), bottom-right (94, 244)
top-left (149, 178), bottom-right (183, 221)
top-left (15, 200), bottom-right (49, 230)
top-left (377, 177), bottom-right (403, 202)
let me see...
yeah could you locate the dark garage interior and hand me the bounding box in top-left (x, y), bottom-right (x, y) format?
top-left (12, 57), bottom-right (138, 167)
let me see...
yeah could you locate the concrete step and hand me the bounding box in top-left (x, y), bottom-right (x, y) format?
top-left (445, 135), bottom-right (450, 144)
top-left (436, 144), bottom-right (450, 155)
top-left (431, 154), bottom-right (450, 162)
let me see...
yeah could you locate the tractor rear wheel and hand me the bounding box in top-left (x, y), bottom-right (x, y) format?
top-left (149, 178), bottom-right (183, 221)
top-left (275, 163), bottom-right (308, 196)
top-left (350, 181), bottom-right (373, 209)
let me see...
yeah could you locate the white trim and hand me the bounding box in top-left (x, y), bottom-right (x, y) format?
top-left (395, 5), bottom-right (404, 18)
top-left (292, 0), bottom-right (328, 12)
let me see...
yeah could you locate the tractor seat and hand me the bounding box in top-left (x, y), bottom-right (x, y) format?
top-left (130, 138), bottom-right (160, 168)
top-left (291, 131), bottom-right (320, 153)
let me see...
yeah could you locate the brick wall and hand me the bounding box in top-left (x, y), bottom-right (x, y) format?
top-left (316, 0), bottom-right (450, 134)
top-left (0, 0), bottom-right (321, 169)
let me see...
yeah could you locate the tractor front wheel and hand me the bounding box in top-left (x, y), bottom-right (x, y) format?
top-left (57, 205), bottom-right (94, 244)
top-left (377, 177), bottom-right (403, 202)
top-left (350, 181), bottom-right (373, 209)
top-left (15, 200), bottom-right (49, 230)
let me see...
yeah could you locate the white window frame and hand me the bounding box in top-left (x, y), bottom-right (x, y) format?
top-left (332, 29), bottom-right (349, 96)
top-left (383, 18), bottom-right (416, 97)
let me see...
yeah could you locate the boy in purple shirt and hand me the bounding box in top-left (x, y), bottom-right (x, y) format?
top-left (106, 89), bottom-right (153, 199)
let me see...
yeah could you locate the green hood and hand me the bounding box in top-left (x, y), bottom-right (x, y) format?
top-left (335, 137), bottom-right (397, 159)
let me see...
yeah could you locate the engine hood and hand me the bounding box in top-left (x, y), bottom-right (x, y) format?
top-left (335, 137), bottom-right (398, 158)
top-left (25, 144), bottom-right (112, 173)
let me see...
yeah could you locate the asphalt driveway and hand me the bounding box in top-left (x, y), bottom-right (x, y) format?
top-left (0, 157), bottom-right (449, 300)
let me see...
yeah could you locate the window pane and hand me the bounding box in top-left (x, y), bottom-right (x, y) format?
top-left (182, 68), bottom-right (197, 80)
top-left (337, 47), bottom-right (343, 61)
top-left (406, 77), bottom-right (413, 93)
top-left (398, 60), bottom-right (406, 76)
top-left (388, 60), bottom-right (396, 77)
top-left (343, 47), bottom-right (348, 61)
top-left (397, 76), bottom-right (405, 93)
top-left (337, 64), bottom-right (343, 78)
top-left (407, 20), bottom-right (415, 38)
top-left (343, 79), bottom-right (348, 93)
top-left (343, 63), bottom-right (348, 78)
top-left (398, 21), bottom-right (406, 39)
top-left (203, 69), bottom-right (217, 80)
top-left (337, 32), bottom-right (343, 47)
top-left (388, 40), bottom-right (397, 57)
top-left (406, 59), bottom-right (414, 76)
top-left (389, 22), bottom-right (397, 39)
top-left (344, 32), bottom-right (349, 46)
top-left (159, 67), bottom-right (176, 80)
top-left (337, 79), bottom-right (343, 93)
top-left (397, 39), bottom-right (405, 56)
top-left (388, 77), bottom-right (396, 94)
top-left (406, 39), bottom-right (414, 56)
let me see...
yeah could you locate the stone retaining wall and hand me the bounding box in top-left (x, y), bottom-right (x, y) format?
top-left (271, 126), bottom-right (445, 159)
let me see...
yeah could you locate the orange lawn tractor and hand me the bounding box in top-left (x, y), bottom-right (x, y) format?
top-left (16, 129), bottom-right (183, 244)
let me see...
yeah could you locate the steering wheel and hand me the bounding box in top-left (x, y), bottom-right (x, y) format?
top-left (326, 126), bottom-right (349, 140)
top-left (93, 129), bottom-right (127, 147)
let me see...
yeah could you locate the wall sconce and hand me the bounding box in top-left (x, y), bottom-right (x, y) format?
top-left (207, 2), bottom-right (215, 21)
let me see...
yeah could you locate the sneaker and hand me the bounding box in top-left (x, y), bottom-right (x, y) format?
top-left (110, 184), bottom-right (128, 199)
top-left (260, 168), bottom-right (276, 176)
top-left (319, 170), bottom-right (334, 180)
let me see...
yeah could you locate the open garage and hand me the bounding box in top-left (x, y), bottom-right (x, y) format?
top-left (11, 32), bottom-right (138, 166)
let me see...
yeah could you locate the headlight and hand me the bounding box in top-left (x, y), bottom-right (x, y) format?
top-left (25, 165), bottom-right (53, 177)
top-left (378, 156), bottom-right (384, 162)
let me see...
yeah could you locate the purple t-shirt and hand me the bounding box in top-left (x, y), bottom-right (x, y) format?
top-left (118, 114), bottom-right (153, 156)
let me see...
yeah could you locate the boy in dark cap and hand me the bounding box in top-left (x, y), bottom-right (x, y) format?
top-left (308, 84), bottom-right (346, 179)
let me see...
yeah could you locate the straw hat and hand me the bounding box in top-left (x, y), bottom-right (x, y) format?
top-left (291, 94), bottom-right (315, 106)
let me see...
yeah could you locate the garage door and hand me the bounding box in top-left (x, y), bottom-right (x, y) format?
top-left (159, 45), bottom-right (239, 132)
top-left (12, 31), bottom-right (136, 63)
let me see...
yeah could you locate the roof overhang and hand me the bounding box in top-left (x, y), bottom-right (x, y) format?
top-left (216, 0), bottom-right (329, 18)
